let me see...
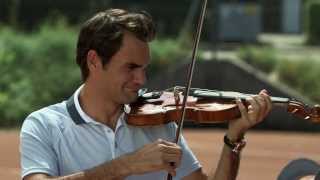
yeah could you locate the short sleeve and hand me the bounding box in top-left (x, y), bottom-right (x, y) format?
top-left (20, 115), bottom-right (59, 178)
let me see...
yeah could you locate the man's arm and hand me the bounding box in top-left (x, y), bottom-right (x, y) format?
top-left (183, 90), bottom-right (272, 180)
top-left (182, 143), bottom-right (241, 180)
top-left (24, 139), bottom-right (183, 180)
top-left (24, 155), bottom-right (130, 180)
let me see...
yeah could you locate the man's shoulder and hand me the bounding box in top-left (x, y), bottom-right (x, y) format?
top-left (22, 101), bottom-right (73, 132)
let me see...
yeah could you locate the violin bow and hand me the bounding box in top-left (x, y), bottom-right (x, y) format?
top-left (167, 0), bottom-right (208, 179)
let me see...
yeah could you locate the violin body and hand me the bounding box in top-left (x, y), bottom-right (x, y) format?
top-left (126, 91), bottom-right (241, 126)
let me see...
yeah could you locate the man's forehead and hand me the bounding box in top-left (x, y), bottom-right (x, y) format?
top-left (110, 50), bottom-right (150, 67)
top-left (113, 37), bottom-right (150, 63)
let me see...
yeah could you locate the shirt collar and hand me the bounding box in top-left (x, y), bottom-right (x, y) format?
top-left (67, 85), bottom-right (124, 130)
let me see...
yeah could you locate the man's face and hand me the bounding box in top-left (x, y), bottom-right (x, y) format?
top-left (90, 32), bottom-right (150, 104)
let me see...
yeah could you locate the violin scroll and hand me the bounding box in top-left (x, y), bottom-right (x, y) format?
top-left (287, 102), bottom-right (320, 123)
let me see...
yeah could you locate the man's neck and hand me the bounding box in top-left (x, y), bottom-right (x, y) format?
top-left (79, 84), bottom-right (123, 130)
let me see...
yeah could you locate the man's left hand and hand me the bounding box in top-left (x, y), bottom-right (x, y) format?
top-left (227, 89), bottom-right (272, 141)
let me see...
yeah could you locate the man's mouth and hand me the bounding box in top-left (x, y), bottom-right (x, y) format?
top-left (126, 87), bottom-right (140, 93)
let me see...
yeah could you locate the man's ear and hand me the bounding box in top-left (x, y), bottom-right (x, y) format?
top-left (87, 50), bottom-right (102, 71)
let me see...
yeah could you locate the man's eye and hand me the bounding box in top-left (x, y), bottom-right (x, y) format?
top-left (128, 64), bottom-right (140, 70)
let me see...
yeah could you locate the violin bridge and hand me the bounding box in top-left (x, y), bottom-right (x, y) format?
top-left (173, 87), bottom-right (181, 105)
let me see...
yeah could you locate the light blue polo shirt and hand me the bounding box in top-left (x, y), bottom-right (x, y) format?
top-left (20, 86), bottom-right (201, 179)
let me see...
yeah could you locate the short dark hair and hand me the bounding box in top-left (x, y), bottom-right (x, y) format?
top-left (76, 9), bottom-right (156, 81)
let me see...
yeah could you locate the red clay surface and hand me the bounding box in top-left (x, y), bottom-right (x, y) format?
top-left (1, 129), bottom-right (320, 180)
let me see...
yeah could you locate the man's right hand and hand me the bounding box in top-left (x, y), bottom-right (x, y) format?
top-left (122, 139), bottom-right (182, 176)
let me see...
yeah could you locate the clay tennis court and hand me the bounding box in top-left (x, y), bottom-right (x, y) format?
top-left (1, 129), bottom-right (320, 179)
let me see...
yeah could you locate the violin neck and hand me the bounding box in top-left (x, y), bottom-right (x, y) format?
top-left (191, 89), bottom-right (290, 104)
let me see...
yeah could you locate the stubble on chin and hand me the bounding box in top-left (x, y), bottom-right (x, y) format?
top-left (121, 90), bottom-right (139, 104)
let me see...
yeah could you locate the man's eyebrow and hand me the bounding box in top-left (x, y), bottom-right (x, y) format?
top-left (127, 62), bottom-right (149, 68)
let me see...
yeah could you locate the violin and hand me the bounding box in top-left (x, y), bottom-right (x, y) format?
top-left (126, 86), bottom-right (320, 126)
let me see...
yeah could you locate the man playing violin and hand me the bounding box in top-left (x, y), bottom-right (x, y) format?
top-left (20, 8), bottom-right (272, 180)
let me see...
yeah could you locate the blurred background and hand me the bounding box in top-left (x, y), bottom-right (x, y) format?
top-left (0, 0), bottom-right (320, 179)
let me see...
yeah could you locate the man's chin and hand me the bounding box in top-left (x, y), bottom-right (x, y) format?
top-left (123, 91), bottom-right (139, 103)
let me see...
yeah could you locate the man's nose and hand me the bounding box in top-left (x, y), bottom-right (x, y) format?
top-left (134, 70), bottom-right (146, 85)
